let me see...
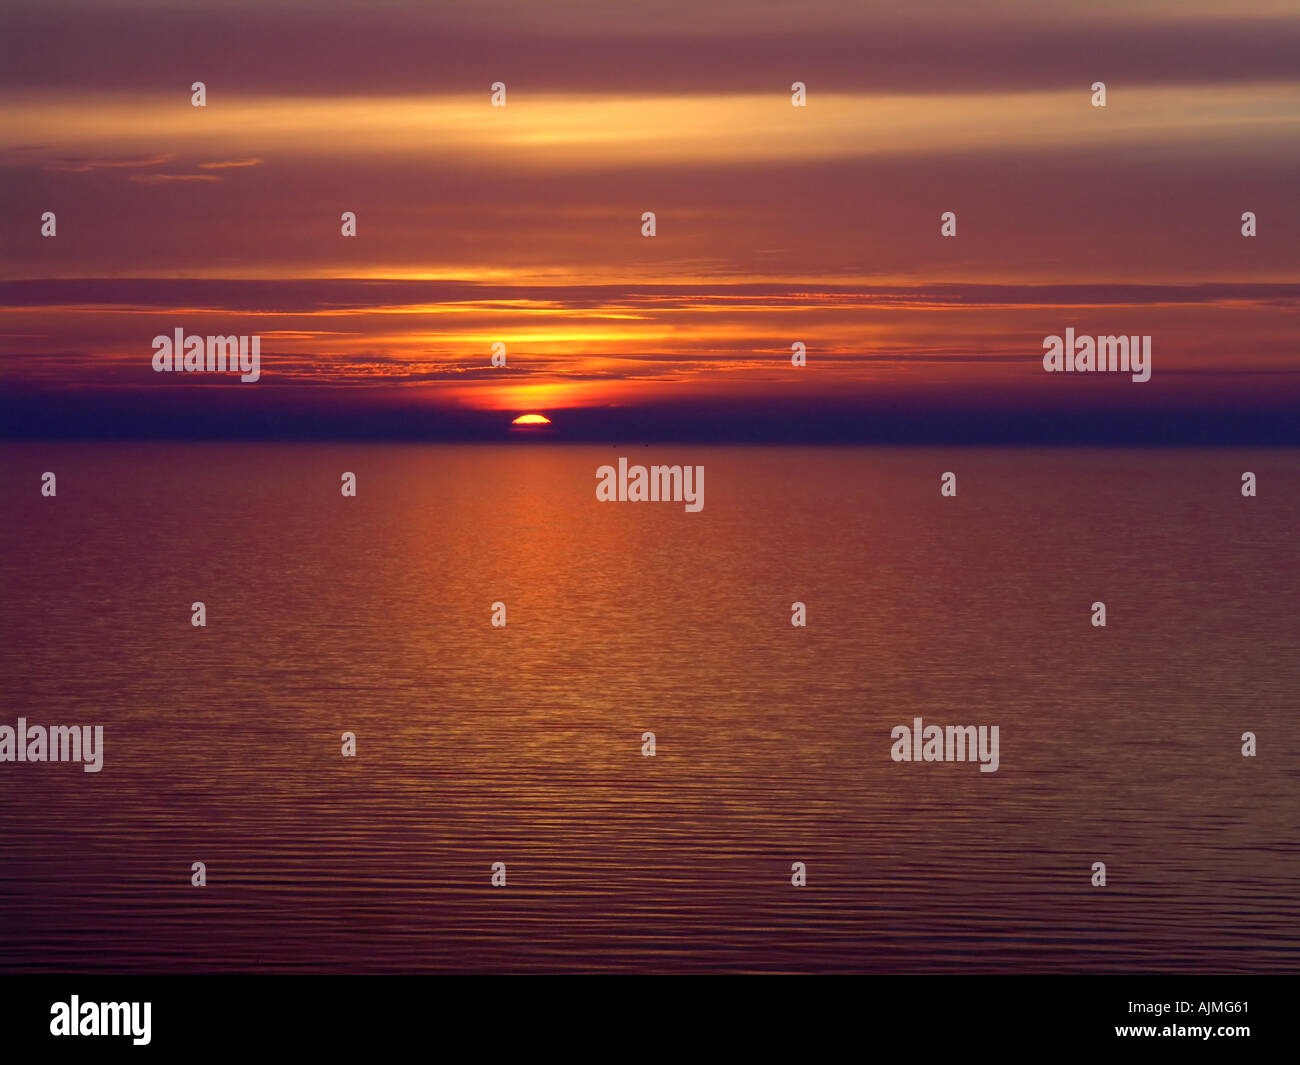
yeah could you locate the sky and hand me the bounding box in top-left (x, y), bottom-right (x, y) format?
top-left (2, 0), bottom-right (1298, 441)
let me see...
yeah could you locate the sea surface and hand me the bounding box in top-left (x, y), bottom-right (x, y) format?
top-left (1, 443), bottom-right (1297, 973)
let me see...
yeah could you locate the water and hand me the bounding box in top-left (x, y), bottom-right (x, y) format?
top-left (1, 443), bottom-right (1297, 972)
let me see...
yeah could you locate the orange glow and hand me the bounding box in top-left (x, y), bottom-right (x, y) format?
top-left (511, 413), bottom-right (552, 425)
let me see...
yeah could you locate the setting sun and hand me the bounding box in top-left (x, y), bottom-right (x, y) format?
top-left (511, 413), bottom-right (552, 426)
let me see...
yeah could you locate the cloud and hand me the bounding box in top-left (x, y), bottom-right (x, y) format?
top-left (4, 8), bottom-right (1300, 94)
top-left (197, 157), bottom-right (263, 169)
top-left (127, 173), bottom-right (222, 184)
top-left (44, 151), bottom-right (173, 173)
top-left (6, 279), bottom-right (1300, 313)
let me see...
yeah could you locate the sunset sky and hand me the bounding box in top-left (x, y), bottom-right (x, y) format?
top-left (2, 0), bottom-right (1298, 440)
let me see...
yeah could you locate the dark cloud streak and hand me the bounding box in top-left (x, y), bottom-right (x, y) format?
top-left (7, 278), bottom-right (1300, 312)
top-left (4, 9), bottom-right (1300, 94)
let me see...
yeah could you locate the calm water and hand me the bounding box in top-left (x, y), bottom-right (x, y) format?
top-left (1, 443), bottom-right (1297, 973)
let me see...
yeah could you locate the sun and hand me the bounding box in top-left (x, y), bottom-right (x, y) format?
top-left (511, 413), bottom-right (552, 426)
